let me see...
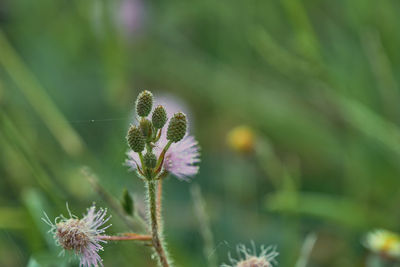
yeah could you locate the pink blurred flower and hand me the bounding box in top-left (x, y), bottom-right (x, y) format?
top-left (117, 0), bottom-right (146, 37)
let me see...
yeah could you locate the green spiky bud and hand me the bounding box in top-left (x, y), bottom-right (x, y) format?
top-left (167, 112), bottom-right (187, 142)
top-left (121, 188), bottom-right (134, 216)
top-left (127, 125), bottom-right (145, 152)
top-left (144, 152), bottom-right (157, 169)
top-left (152, 105), bottom-right (167, 129)
top-left (136, 90), bottom-right (153, 117)
top-left (140, 118), bottom-right (152, 139)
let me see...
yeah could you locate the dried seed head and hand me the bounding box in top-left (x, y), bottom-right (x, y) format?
top-left (152, 105), bottom-right (167, 129)
top-left (127, 125), bottom-right (145, 152)
top-left (136, 90), bottom-right (153, 117)
top-left (167, 112), bottom-right (187, 143)
top-left (56, 219), bottom-right (90, 251)
top-left (42, 204), bottom-right (111, 267)
top-left (221, 243), bottom-right (278, 267)
top-left (237, 256), bottom-right (271, 267)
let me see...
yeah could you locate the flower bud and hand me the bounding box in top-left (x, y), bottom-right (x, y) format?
top-left (167, 112), bottom-right (187, 143)
top-left (144, 152), bottom-right (157, 169)
top-left (140, 118), bottom-right (152, 139)
top-left (136, 90), bottom-right (153, 117)
top-left (127, 125), bottom-right (145, 152)
top-left (152, 105), bottom-right (167, 129)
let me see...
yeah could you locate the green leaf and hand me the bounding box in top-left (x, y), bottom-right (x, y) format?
top-left (121, 188), bottom-right (134, 216)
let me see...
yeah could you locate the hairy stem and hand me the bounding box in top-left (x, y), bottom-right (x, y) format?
top-left (148, 181), bottom-right (171, 267)
top-left (157, 179), bottom-right (163, 228)
top-left (155, 140), bottom-right (172, 173)
top-left (154, 129), bottom-right (162, 142)
top-left (156, 172), bottom-right (169, 229)
top-left (100, 233), bottom-right (151, 241)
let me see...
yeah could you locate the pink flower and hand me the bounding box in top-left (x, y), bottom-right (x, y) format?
top-left (43, 204), bottom-right (111, 267)
top-left (127, 133), bottom-right (200, 181)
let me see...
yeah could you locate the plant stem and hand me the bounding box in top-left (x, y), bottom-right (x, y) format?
top-left (138, 152), bottom-right (145, 168)
top-left (100, 233), bottom-right (152, 241)
top-left (157, 179), bottom-right (163, 228)
top-left (155, 140), bottom-right (173, 174)
top-left (154, 129), bottom-right (162, 142)
top-left (148, 181), bottom-right (170, 267)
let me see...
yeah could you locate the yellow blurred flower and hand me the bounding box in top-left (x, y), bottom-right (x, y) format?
top-left (364, 229), bottom-right (400, 259)
top-left (227, 126), bottom-right (255, 153)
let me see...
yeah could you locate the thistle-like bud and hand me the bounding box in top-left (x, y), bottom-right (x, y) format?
top-left (136, 90), bottom-right (153, 117)
top-left (121, 188), bottom-right (134, 216)
top-left (167, 112), bottom-right (187, 142)
top-left (140, 119), bottom-right (152, 139)
top-left (144, 152), bottom-right (157, 169)
top-left (152, 105), bottom-right (167, 129)
top-left (127, 125), bottom-right (145, 152)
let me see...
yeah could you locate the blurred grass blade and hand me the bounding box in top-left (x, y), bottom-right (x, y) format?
top-left (280, 0), bottom-right (321, 61)
top-left (0, 112), bottom-right (64, 198)
top-left (249, 27), bottom-right (321, 79)
top-left (0, 29), bottom-right (84, 156)
top-left (27, 254), bottom-right (69, 267)
top-left (361, 29), bottom-right (400, 120)
top-left (266, 191), bottom-right (388, 228)
top-left (191, 184), bottom-right (217, 267)
top-left (0, 207), bottom-right (26, 229)
top-left (295, 232), bottom-right (317, 267)
top-left (26, 257), bottom-right (40, 267)
top-left (336, 95), bottom-right (400, 156)
top-left (22, 189), bottom-right (57, 249)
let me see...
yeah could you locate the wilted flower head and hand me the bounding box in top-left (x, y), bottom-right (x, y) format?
top-left (364, 229), bottom-right (400, 260)
top-left (126, 94), bottom-right (200, 180)
top-left (42, 204), bottom-right (111, 267)
top-left (222, 243), bottom-right (279, 267)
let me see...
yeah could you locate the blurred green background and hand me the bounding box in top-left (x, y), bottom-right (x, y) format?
top-left (1, 0), bottom-right (400, 266)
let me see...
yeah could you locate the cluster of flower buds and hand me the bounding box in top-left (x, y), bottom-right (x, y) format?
top-left (127, 90), bottom-right (193, 181)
